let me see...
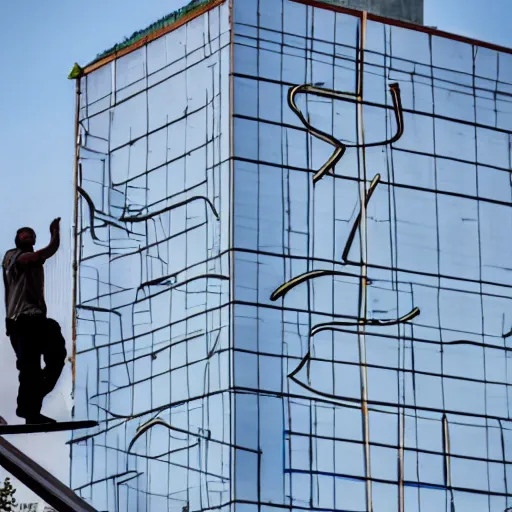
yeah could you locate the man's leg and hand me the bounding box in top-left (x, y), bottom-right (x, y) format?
top-left (41, 318), bottom-right (67, 399)
top-left (9, 316), bottom-right (45, 419)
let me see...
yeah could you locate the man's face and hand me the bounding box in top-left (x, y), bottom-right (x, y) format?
top-left (18, 229), bottom-right (36, 249)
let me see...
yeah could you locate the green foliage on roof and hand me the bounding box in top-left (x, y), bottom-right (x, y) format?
top-left (90, 0), bottom-right (214, 65)
top-left (68, 62), bottom-right (83, 80)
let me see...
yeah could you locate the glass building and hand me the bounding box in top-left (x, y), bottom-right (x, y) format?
top-left (71, 0), bottom-right (512, 511)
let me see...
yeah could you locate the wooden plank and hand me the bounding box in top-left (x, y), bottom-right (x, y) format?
top-left (0, 420), bottom-right (97, 436)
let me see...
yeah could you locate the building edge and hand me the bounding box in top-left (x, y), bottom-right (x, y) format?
top-left (73, 0), bottom-right (512, 80)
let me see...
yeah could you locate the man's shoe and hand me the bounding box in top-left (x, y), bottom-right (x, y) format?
top-left (25, 414), bottom-right (57, 425)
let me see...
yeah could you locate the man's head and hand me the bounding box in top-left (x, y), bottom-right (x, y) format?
top-left (15, 227), bottom-right (36, 251)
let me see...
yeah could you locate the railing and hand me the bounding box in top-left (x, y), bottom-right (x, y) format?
top-left (0, 436), bottom-right (98, 512)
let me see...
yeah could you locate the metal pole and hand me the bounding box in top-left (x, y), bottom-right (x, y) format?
top-left (71, 76), bottom-right (81, 388)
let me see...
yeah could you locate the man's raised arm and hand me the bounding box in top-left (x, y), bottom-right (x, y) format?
top-left (18, 218), bottom-right (60, 265)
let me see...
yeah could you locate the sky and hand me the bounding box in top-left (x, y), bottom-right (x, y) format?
top-left (0, 0), bottom-right (510, 506)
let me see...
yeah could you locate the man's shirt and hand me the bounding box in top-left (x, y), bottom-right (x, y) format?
top-left (2, 249), bottom-right (47, 320)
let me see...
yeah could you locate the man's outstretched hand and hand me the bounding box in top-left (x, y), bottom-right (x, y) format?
top-left (50, 217), bottom-right (61, 237)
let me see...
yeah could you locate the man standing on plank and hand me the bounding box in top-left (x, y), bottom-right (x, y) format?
top-left (2, 218), bottom-right (67, 425)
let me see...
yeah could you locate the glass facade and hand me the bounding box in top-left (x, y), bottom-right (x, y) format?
top-left (72, 0), bottom-right (512, 511)
top-left (72, 3), bottom-right (232, 511)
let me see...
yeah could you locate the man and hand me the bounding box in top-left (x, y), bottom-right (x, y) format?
top-left (2, 219), bottom-right (66, 425)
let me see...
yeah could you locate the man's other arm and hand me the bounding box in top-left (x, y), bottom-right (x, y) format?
top-left (3, 258), bottom-right (12, 334)
top-left (3, 267), bottom-right (9, 314)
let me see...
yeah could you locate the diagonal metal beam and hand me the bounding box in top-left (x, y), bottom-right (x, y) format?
top-left (0, 436), bottom-right (98, 512)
